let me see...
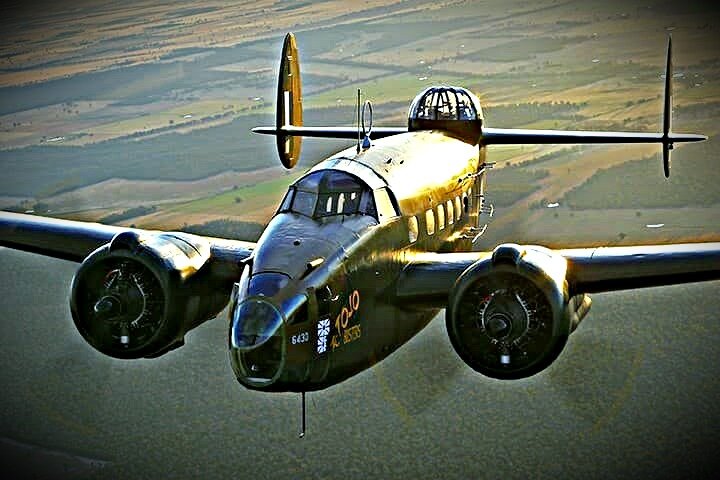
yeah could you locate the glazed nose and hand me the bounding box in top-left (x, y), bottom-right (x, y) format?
top-left (229, 297), bottom-right (285, 387)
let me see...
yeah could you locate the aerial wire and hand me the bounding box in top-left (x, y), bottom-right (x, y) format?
top-left (299, 391), bottom-right (306, 438)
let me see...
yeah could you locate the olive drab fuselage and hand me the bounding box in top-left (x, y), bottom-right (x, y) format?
top-left (230, 130), bottom-right (488, 392)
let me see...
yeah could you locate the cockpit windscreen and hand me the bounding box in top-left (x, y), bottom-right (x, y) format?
top-left (279, 170), bottom-right (378, 220)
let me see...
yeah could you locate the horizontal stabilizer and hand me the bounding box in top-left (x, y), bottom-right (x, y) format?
top-left (480, 128), bottom-right (705, 145)
top-left (480, 37), bottom-right (703, 178)
top-left (252, 125), bottom-right (408, 140)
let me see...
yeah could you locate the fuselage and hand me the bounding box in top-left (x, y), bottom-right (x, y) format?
top-left (229, 130), bottom-right (486, 392)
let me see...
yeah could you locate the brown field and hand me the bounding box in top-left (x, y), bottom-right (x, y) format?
top-left (45, 166), bottom-right (287, 214)
top-left (1, 0), bottom-right (430, 87)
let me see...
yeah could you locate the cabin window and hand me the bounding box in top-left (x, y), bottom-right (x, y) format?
top-left (374, 187), bottom-right (399, 222)
top-left (455, 196), bottom-right (462, 220)
top-left (437, 204), bottom-right (445, 230)
top-left (463, 193), bottom-right (469, 214)
top-left (408, 216), bottom-right (419, 243)
top-left (446, 200), bottom-right (454, 225)
top-left (425, 209), bottom-right (435, 235)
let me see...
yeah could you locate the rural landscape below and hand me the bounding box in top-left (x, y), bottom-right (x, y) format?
top-left (0, 0), bottom-right (719, 478)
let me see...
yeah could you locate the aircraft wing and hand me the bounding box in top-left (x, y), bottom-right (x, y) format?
top-left (0, 211), bottom-right (256, 358)
top-left (0, 211), bottom-right (254, 274)
top-left (396, 243), bottom-right (720, 308)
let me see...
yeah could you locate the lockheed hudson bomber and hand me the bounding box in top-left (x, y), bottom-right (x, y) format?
top-left (1, 34), bottom-right (719, 435)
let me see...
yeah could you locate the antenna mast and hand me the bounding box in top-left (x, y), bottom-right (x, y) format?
top-left (356, 88), bottom-right (361, 154)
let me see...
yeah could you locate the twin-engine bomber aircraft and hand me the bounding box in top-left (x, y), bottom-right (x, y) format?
top-left (1, 34), bottom-right (719, 435)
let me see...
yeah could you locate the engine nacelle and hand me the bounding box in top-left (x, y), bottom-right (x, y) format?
top-left (447, 244), bottom-right (589, 380)
top-left (70, 231), bottom-right (230, 359)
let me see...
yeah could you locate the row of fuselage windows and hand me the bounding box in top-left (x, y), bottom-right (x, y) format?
top-left (407, 189), bottom-right (472, 243)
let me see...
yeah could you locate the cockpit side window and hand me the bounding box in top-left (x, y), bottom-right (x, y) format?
top-left (359, 190), bottom-right (377, 218)
top-left (291, 190), bottom-right (316, 217)
top-left (278, 188), bottom-right (294, 212)
top-left (374, 187), bottom-right (399, 222)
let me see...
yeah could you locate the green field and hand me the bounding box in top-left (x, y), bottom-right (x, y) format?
top-left (164, 172), bottom-right (301, 216)
top-left (2, 244), bottom-right (720, 480)
top-left (181, 218), bottom-right (265, 242)
top-left (487, 165), bottom-right (549, 207)
top-left (561, 138), bottom-right (720, 209)
top-left (304, 73), bottom-right (470, 109)
top-left (468, 36), bottom-right (591, 63)
top-left (0, 109), bottom-right (352, 199)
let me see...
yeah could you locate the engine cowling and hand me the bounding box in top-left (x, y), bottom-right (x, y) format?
top-left (447, 244), bottom-right (589, 380)
top-left (70, 231), bottom-right (230, 359)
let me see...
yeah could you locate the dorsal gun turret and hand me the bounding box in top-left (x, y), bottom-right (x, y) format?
top-left (408, 86), bottom-right (483, 144)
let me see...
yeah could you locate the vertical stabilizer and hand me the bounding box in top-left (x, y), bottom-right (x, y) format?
top-left (276, 33), bottom-right (303, 169)
top-left (662, 35), bottom-right (673, 178)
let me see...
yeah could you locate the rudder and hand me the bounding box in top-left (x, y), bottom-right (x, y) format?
top-left (276, 32), bottom-right (303, 169)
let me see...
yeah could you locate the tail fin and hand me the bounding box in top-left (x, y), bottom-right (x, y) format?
top-left (276, 32), bottom-right (303, 169)
top-left (252, 34), bottom-right (407, 153)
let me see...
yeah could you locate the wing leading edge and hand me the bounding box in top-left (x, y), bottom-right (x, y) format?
top-left (0, 211), bottom-right (255, 280)
top-left (396, 243), bottom-right (720, 308)
top-left (561, 243), bottom-right (720, 294)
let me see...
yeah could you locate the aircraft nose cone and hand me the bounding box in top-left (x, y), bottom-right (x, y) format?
top-left (229, 297), bottom-right (286, 388)
top-left (231, 298), bottom-right (283, 349)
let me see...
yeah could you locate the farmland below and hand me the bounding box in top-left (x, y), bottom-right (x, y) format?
top-left (1, 2), bottom-right (720, 479)
top-left (0, 0), bottom-right (718, 242)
